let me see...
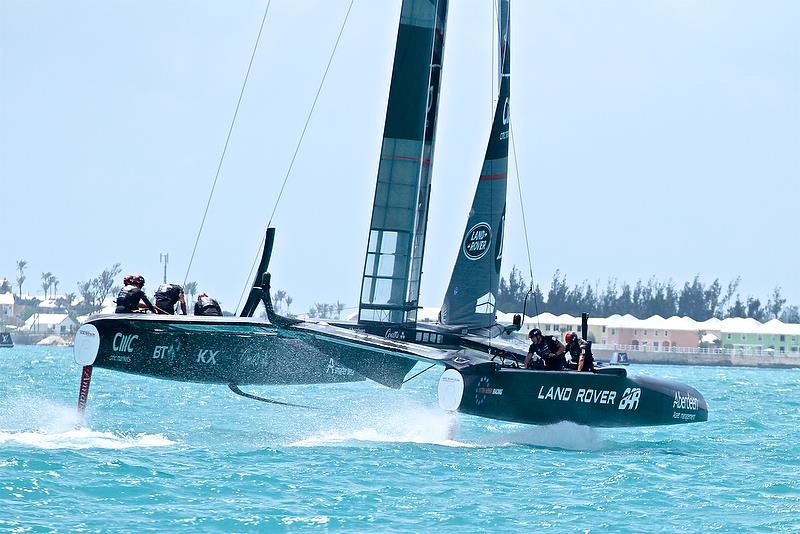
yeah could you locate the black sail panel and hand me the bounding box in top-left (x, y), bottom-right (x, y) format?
top-left (359, 0), bottom-right (448, 326)
top-left (440, 0), bottom-right (510, 329)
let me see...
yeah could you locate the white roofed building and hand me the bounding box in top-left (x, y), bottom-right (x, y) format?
top-left (22, 313), bottom-right (78, 335)
top-left (0, 292), bottom-right (14, 320)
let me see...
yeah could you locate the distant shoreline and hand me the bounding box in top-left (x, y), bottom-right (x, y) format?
top-left (593, 348), bottom-right (800, 369)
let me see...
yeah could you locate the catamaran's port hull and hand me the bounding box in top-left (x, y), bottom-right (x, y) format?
top-left (439, 366), bottom-right (708, 427)
top-left (75, 316), bottom-right (416, 387)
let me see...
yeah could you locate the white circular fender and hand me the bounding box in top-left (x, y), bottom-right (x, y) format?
top-left (437, 368), bottom-right (464, 412)
top-left (74, 324), bottom-right (100, 366)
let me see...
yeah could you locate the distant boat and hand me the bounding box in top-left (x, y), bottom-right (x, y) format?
top-left (0, 332), bottom-right (13, 348)
top-left (74, 0), bottom-right (707, 428)
top-left (610, 352), bottom-right (630, 365)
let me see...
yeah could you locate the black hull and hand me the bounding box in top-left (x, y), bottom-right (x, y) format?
top-left (75, 315), bottom-right (417, 388)
top-left (439, 364), bottom-right (708, 427)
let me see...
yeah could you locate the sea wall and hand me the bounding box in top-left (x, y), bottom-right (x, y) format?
top-left (593, 348), bottom-right (800, 369)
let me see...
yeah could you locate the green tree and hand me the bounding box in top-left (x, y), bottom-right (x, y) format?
top-left (77, 263), bottom-right (122, 313)
top-left (273, 289), bottom-right (287, 314)
top-left (16, 259), bottom-right (27, 299)
top-left (57, 292), bottom-right (77, 310)
top-left (746, 297), bottom-right (765, 321)
top-left (767, 286), bottom-right (786, 320)
top-left (780, 305), bottom-right (800, 324)
top-left (41, 271), bottom-right (53, 298)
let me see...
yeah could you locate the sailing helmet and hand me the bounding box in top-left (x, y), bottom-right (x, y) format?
top-left (127, 275), bottom-right (145, 287)
top-left (528, 328), bottom-right (542, 340)
top-left (565, 331), bottom-right (578, 345)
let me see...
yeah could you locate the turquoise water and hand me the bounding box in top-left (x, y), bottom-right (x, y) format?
top-left (1, 346), bottom-right (799, 532)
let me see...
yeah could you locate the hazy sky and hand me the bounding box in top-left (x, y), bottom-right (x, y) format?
top-left (1, 0), bottom-right (798, 315)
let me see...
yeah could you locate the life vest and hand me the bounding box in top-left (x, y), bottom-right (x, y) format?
top-left (115, 285), bottom-right (144, 313)
top-left (194, 295), bottom-right (222, 316)
top-left (155, 283), bottom-right (183, 314)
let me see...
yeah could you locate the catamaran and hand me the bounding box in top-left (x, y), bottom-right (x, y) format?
top-left (74, 0), bottom-right (708, 428)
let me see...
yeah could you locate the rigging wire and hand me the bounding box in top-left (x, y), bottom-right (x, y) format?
top-left (235, 0), bottom-right (356, 314)
top-left (182, 0), bottom-right (273, 287)
top-left (510, 118), bottom-right (541, 327)
top-left (402, 364), bottom-right (436, 384)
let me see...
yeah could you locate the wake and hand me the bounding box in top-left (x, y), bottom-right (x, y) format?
top-left (478, 421), bottom-right (604, 451)
top-left (0, 396), bottom-right (175, 450)
top-left (288, 401), bottom-right (470, 447)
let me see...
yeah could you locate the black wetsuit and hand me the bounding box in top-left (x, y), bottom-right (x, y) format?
top-left (115, 285), bottom-right (154, 313)
top-left (194, 295), bottom-right (222, 316)
top-left (529, 335), bottom-right (567, 370)
top-left (154, 283), bottom-right (183, 315)
top-left (567, 339), bottom-right (595, 372)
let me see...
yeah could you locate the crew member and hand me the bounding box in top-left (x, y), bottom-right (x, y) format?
top-left (565, 331), bottom-right (595, 372)
top-left (525, 328), bottom-right (567, 370)
top-left (154, 283), bottom-right (187, 315)
top-left (194, 293), bottom-right (222, 316)
top-left (115, 275), bottom-right (158, 314)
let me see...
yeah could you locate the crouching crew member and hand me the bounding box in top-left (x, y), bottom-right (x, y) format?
top-left (525, 328), bottom-right (567, 370)
top-left (115, 275), bottom-right (158, 314)
top-left (154, 283), bottom-right (187, 315)
top-left (194, 293), bottom-right (223, 316)
top-left (565, 331), bottom-right (595, 372)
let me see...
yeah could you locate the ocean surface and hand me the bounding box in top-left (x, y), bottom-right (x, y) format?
top-left (1, 346), bottom-right (798, 532)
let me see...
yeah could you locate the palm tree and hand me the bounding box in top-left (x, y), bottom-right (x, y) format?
top-left (274, 289), bottom-right (287, 314)
top-left (50, 275), bottom-right (59, 299)
top-left (285, 295), bottom-right (293, 316)
top-left (335, 300), bottom-right (345, 319)
top-left (16, 259), bottom-right (27, 298)
top-left (41, 272), bottom-right (53, 298)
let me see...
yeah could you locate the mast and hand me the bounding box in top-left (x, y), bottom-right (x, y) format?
top-left (440, 0), bottom-right (510, 329)
top-left (358, 0), bottom-right (449, 326)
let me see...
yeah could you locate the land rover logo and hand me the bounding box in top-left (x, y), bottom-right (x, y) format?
top-left (463, 222), bottom-right (492, 260)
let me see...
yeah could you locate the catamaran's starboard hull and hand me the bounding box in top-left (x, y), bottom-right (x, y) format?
top-left (75, 315), bottom-right (416, 387)
top-left (438, 365), bottom-right (708, 427)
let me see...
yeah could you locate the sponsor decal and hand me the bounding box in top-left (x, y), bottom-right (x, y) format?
top-left (673, 391), bottom-right (699, 411)
top-left (112, 333), bottom-right (138, 353)
top-left (618, 388), bottom-right (641, 410)
top-left (499, 98), bottom-right (510, 139)
top-left (475, 376), bottom-right (504, 406)
top-left (196, 349), bottom-right (218, 365)
top-left (463, 223), bottom-right (492, 260)
top-left (537, 386), bottom-right (573, 401)
top-left (78, 329), bottom-right (96, 338)
top-left (326, 358), bottom-right (355, 376)
top-left (153, 345), bottom-right (176, 359)
top-left (108, 354), bottom-right (131, 363)
top-left (385, 329), bottom-right (407, 340)
top-left (536, 386), bottom-right (618, 405)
